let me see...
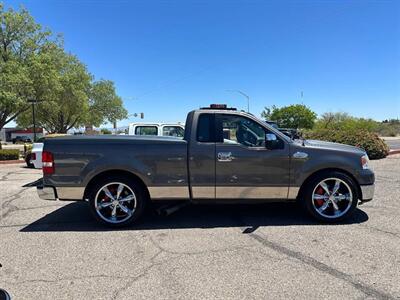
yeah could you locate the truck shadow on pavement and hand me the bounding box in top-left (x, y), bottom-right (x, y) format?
top-left (20, 201), bottom-right (369, 232)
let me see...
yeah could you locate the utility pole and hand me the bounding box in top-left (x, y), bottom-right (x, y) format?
top-left (226, 90), bottom-right (250, 112)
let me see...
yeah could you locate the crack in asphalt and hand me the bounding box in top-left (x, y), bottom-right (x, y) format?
top-left (110, 235), bottom-right (271, 299)
top-left (0, 170), bottom-right (39, 181)
top-left (110, 250), bottom-right (165, 300)
top-left (359, 223), bottom-right (400, 239)
top-left (1, 269), bottom-right (166, 286)
top-left (1, 187), bottom-right (30, 220)
top-left (2, 236), bottom-right (261, 299)
top-left (0, 177), bottom-right (58, 222)
top-left (0, 171), bottom-right (15, 181)
top-left (2, 249), bottom-right (170, 298)
top-left (247, 232), bottom-right (396, 300)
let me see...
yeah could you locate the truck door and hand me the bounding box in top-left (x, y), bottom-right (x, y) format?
top-left (188, 113), bottom-right (216, 199)
top-left (215, 113), bottom-right (290, 199)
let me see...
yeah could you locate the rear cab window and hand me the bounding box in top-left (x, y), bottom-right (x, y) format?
top-left (197, 114), bottom-right (216, 142)
top-left (162, 126), bottom-right (184, 138)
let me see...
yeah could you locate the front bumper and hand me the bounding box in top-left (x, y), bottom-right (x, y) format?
top-left (360, 183), bottom-right (375, 202)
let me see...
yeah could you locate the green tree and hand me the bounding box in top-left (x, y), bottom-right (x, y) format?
top-left (0, 4), bottom-right (58, 130)
top-left (261, 104), bottom-right (316, 129)
top-left (17, 49), bottom-right (127, 132)
top-left (2, 5), bottom-right (127, 134)
top-left (16, 47), bottom-right (92, 133)
top-left (88, 80), bottom-right (127, 127)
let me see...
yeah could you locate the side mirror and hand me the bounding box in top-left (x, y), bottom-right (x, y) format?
top-left (265, 133), bottom-right (283, 150)
top-left (266, 133), bottom-right (277, 141)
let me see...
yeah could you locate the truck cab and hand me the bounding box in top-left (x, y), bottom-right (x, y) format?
top-left (185, 105), bottom-right (291, 200)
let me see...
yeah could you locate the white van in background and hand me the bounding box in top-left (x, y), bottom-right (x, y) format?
top-left (128, 123), bottom-right (185, 138)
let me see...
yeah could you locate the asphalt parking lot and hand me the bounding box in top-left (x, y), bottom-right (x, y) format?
top-left (1, 155), bottom-right (399, 300)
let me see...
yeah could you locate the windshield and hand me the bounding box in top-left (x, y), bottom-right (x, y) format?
top-left (262, 121), bottom-right (293, 143)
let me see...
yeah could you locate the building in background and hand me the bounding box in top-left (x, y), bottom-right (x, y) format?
top-left (0, 127), bottom-right (44, 142)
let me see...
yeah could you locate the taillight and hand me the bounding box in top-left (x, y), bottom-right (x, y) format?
top-left (31, 153), bottom-right (36, 160)
top-left (42, 151), bottom-right (54, 175)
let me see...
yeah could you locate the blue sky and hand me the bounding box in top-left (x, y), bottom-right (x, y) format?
top-left (5, 0), bottom-right (400, 126)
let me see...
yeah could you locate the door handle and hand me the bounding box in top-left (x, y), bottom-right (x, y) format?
top-left (217, 152), bottom-right (234, 162)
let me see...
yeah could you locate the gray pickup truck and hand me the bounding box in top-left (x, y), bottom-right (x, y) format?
top-left (37, 105), bottom-right (375, 227)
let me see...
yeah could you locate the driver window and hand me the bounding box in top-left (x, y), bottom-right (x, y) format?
top-left (219, 115), bottom-right (266, 147)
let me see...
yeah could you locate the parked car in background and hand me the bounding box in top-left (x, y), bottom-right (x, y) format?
top-left (128, 122), bottom-right (185, 138)
top-left (265, 121), bottom-right (300, 140)
top-left (25, 134), bottom-right (67, 168)
top-left (37, 104), bottom-right (374, 227)
top-left (12, 136), bottom-right (32, 144)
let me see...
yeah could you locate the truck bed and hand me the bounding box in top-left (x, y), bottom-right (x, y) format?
top-left (43, 135), bottom-right (189, 200)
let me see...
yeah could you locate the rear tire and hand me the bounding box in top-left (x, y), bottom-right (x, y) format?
top-left (87, 176), bottom-right (147, 228)
top-left (302, 171), bottom-right (359, 223)
top-left (25, 153), bottom-right (34, 168)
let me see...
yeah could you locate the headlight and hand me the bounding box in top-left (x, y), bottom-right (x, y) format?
top-left (361, 154), bottom-right (370, 170)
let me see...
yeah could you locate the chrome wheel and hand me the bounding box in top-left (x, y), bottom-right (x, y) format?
top-left (312, 177), bottom-right (353, 219)
top-left (94, 182), bottom-right (137, 224)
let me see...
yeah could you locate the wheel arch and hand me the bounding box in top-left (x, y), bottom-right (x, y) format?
top-left (83, 169), bottom-right (150, 201)
top-left (297, 168), bottom-right (362, 200)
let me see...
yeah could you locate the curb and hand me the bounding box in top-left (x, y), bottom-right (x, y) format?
top-left (388, 149), bottom-right (400, 156)
top-left (0, 160), bottom-right (24, 164)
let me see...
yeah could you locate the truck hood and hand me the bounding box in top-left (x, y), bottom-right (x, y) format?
top-left (303, 139), bottom-right (366, 155)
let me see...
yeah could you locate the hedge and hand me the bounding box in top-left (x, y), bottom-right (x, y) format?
top-left (0, 149), bottom-right (20, 161)
top-left (304, 129), bottom-right (389, 160)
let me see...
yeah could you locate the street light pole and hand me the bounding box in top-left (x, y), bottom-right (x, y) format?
top-left (27, 98), bottom-right (39, 142)
top-left (32, 102), bottom-right (36, 142)
top-left (226, 90), bottom-right (250, 112)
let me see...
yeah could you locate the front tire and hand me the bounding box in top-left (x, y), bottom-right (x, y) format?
top-left (87, 176), bottom-right (147, 227)
top-left (303, 171), bottom-right (359, 223)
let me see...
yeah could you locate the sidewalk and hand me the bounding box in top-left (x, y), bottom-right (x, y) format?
top-left (380, 136), bottom-right (400, 155)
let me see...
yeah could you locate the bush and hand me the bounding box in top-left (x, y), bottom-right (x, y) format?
top-left (0, 149), bottom-right (20, 160)
top-left (304, 129), bottom-right (390, 159)
top-left (100, 128), bottom-right (112, 134)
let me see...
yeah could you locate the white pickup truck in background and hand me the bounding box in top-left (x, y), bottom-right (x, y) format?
top-left (128, 122), bottom-right (185, 138)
